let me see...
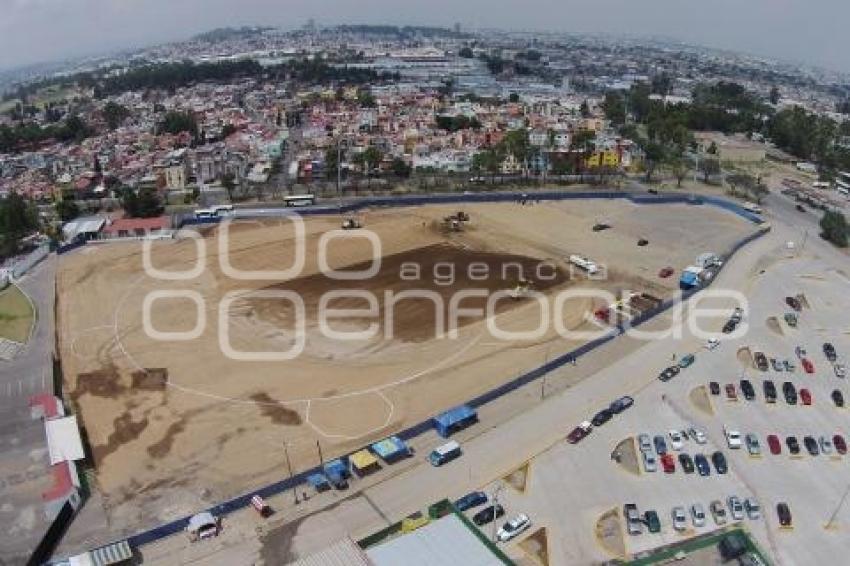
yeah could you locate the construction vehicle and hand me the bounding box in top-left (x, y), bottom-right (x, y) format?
top-left (341, 217), bottom-right (362, 230)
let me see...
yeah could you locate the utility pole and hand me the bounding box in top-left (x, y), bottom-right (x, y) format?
top-left (284, 442), bottom-right (299, 505)
top-left (317, 439), bottom-right (324, 466)
top-left (491, 484), bottom-right (504, 542)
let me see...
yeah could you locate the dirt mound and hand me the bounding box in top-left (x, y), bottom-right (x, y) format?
top-left (595, 508), bottom-right (626, 559)
top-left (689, 385), bottom-right (714, 416)
top-left (249, 243), bottom-right (570, 343)
top-left (518, 527), bottom-right (549, 565)
top-left (504, 462), bottom-right (530, 492)
top-left (766, 316), bottom-right (784, 336)
top-left (612, 437), bottom-right (640, 475)
top-left (737, 346), bottom-right (754, 369)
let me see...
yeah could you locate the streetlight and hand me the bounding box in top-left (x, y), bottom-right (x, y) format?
top-left (491, 484), bottom-right (504, 542)
top-left (284, 441), bottom-right (299, 505)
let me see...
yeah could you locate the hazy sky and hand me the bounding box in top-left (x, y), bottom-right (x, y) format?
top-left (2, 0), bottom-right (848, 74)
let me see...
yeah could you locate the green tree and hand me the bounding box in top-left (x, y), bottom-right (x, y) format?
top-left (769, 86), bottom-right (780, 105)
top-left (666, 155), bottom-right (691, 188)
top-left (0, 192), bottom-right (39, 258)
top-left (55, 198), bottom-right (80, 222)
top-left (508, 93), bottom-right (520, 103)
top-left (579, 100), bottom-right (591, 118)
top-left (221, 172), bottom-right (237, 202)
top-left (699, 157), bottom-right (721, 183)
top-left (102, 101), bottom-right (130, 130)
top-left (158, 111), bottom-right (198, 137)
top-left (602, 92), bottom-right (626, 126)
top-left (122, 186), bottom-right (164, 218)
top-left (643, 141), bottom-right (666, 182)
top-left (391, 157), bottom-right (411, 178)
top-left (820, 210), bottom-right (849, 247)
top-left (458, 46), bottom-right (474, 58)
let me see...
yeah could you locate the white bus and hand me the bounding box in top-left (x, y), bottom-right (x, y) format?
top-left (194, 209), bottom-right (216, 219)
top-left (742, 202), bottom-right (762, 215)
top-left (283, 194), bottom-right (316, 207)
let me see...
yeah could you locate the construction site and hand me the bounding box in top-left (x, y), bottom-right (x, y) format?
top-left (55, 198), bottom-right (759, 535)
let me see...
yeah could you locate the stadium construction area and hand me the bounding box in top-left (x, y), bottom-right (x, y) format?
top-left (56, 198), bottom-right (759, 535)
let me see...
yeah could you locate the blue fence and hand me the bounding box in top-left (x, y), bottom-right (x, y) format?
top-left (57, 191), bottom-right (768, 561)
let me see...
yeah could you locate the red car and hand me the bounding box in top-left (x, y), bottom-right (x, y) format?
top-left (800, 388), bottom-right (812, 405)
top-left (834, 435), bottom-right (847, 455)
top-left (802, 358), bottom-right (815, 374)
top-left (725, 383), bottom-right (738, 401)
top-left (661, 453), bottom-right (676, 473)
top-left (566, 422), bottom-right (593, 444)
top-left (767, 434), bottom-right (782, 455)
top-left (658, 267), bottom-right (675, 278)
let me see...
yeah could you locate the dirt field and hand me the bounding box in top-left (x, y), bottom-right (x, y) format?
top-left (56, 200), bottom-right (756, 528)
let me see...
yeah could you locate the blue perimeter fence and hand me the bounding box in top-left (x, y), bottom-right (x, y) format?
top-left (53, 190), bottom-right (768, 558)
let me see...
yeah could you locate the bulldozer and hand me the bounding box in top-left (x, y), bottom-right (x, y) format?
top-left (341, 217), bottom-right (362, 230)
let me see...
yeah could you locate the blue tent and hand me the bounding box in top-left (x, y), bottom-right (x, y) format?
top-left (679, 271), bottom-right (699, 290)
top-left (323, 458), bottom-right (350, 488)
top-left (371, 436), bottom-right (410, 462)
top-left (307, 472), bottom-right (330, 492)
top-left (433, 405), bottom-right (477, 438)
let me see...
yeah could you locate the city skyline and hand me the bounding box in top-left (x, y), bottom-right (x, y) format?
top-left (1, 0), bottom-right (849, 75)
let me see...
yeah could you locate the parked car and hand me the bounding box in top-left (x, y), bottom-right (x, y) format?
top-left (706, 338), bottom-right (720, 350)
top-left (767, 434), bottom-right (782, 455)
top-left (688, 426), bottom-right (708, 444)
top-left (770, 358), bottom-right (783, 372)
top-left (800, 388), bottom-right (812, 406)
top-left (455, 491), bottom-right (488, 512)
top-left (643, 451), bottom-right (658, 473)
top-left (644, 510), bottom-right (661, 533)
top-left (722, 320), bottom-right (738, 334)
top-left (671, 506), bottom-right (687, 531)
top-left (786, 436), bottom-right (800, 455)
top-left (725, 383), bottom-right (738, 401)
top-left (744, 498), bottom-right (761, 520)
top-left (668, 430), bottom-right (684, 451)
top-left (777, 502), bottom-right (792, 527)
top-left (824, 342), bottom-right (837, 362)
top-left (783, 381), bottom-right (797, 405)
top-left (609, 395), bottom-right (634, 414)
top-left (497, 514), bottom-right (531, 542)
top-left (661, 453), bottom-right (676, 473)
top-left (804, 435), bottom-right (819, 456)
top-left (694, 453), bottom-right (711, 476)
top-left (591, 408), bottom-right (613, 427)
top-left (724, 427), bottom-right (742, 449)
top-left (624, 503), bottom-right (642, 535)
top-left (745, 433), bottom-right (761, 455)
top-left (731, 307), bottom-right (744, 323)
top-left (728, 496), bottom-right (745, 521)
top-left (709, 381), bottom-right (721, 395)
top-left (566, 421), bottom-right (593, 444)
top-left (659, 366), bottom-right (680, 382)
top-left (820, 436), bottom-right (834, 455)
top-left (783, 359), bottom-right (795, 372)
top-left (740, 379), bottom-right (756, 401)
top-left (710, 500), bottom-right (728, 525)
top-left (754, 352), bottom-right (769, 371)
top-left (691, 503), bottom-right (707, 527)
top-left (763, 380), bottom-right (777, 403)
top-left (654, 435), bottom-right (668, 455)
top-left (638, 433), bottom-right (653, 453)
top-left (473, 504), bottom-right (505, 526)
top-left (835, 363), bottom-right (846, 379)
top-left (679, 453), bottom-right (695, 474)
top-left (712, 451), bottom-right (728, 474)
top-left (832, 390), bottom-right (844, 408)
top-left (795, 345), bottom-right (807, 359)
top-left (802, 358), bottom-right (814, 374)
top-left (786, 296), bottom-right (801, 311)
top-left (835, 434), bottom-right (848, 455)
top-left (679, 354), bottom-right (696, 369)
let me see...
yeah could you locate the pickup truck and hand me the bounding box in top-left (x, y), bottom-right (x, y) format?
top-left (623, 503), bottom-right (642, 535)
top-left (566, 421), bottom-right (593, 444)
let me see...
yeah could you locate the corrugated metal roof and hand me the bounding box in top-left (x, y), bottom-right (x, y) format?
top-left (288, 537), bottom-right (372, 566)
top-left (91, 540), bottom-right (133, 565)
top-left (366, 515), bottom-right (503, 566)
top-left (46, 416), bottom-right (85, 464)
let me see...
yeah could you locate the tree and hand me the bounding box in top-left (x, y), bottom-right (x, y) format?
top-left (102, 101), bottom-right (130, 130)
top-left (0, 192), bottom-right (39, 258)
top-left (357, 90), bottom-right (376, 108)
top-left (391, 158), bottom-right (411, 178)
top-left (122, 186), bottom-right (163, 218)
top-left (820, 210), bottom-right (849, 247)
top-left (158, 111), bottom-right (198, 137)
top-left (666, 155), bottom-right (691, 188)
top-left (508, 93), bottom-right (520, 103)
top-left (699, 157), bottom-right (721, 183)
top-left (357, 146), bottom-right (383, 175)
top-left (602, 91), bottom-right (626, 126)
top-left (56, 198), bottom-right (80, 222)
top-left (220, 123), bottom-right (237, 139)
top-left (458, 46), bottom-right (474, 58)
top-left (643, 141), bottom-right (666, 182)
top-left (221, 172), bottom-right (237, 202)
top-left (579, 100), bottom-right (591, 118)
top-left (769, 86), bottom-right (780, 105)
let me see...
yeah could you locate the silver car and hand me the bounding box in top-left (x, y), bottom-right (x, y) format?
top-left (671, 506), bottom-right (687, 531)
top-left (745, 433), bottom-right (761, 455)
top-left (688, 426), bottom-right (708, 444)
top-left (836, 363), bottom-right (846, 379)
top-left (643, 451), bottom-right (657, 472)
top-left (744, 498), bottom-right (761, 520)
top-left (820, 436), bottom-right (834, 455)
top-left (638, 433), bottom-right (653, 453)
top-left (727, 496), bottom-right (745, 521)
top-left (710, 500), bottom-right (727, 525)
top-left (691, 503), bottom-right (706, 527)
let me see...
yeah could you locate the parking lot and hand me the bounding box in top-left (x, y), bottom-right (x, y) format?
top-left (443, 236), bottom-right (850, 565)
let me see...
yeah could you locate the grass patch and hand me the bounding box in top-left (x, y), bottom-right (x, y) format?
top-left (0, 284), bottom-right (34, 343)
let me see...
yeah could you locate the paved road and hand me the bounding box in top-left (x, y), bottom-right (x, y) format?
top-left (0, 255), bottom-right (57, 564)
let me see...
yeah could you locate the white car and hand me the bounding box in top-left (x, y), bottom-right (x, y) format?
top-left (744, 498), bottom-right (761, 520)
top-left (706, 338), bottom-right (720, 350)
top-left (642, 451), bottom-right (657, 473)
top-left (835, 363), bottom-right (847, 379)
top-left (820, 436), bottom-right (834, 455)
top-left (691, 503), bottom-right (706, 527)
top-left (688, 426), bottom-right (708, 444)
top-left (671, 506), bottom-right (688, 531)
top-left (497, 514), bottom-right (531, 542)
top-left (668, 430), bottom-right (684, 451)
top-left (727, 496), bottom-right (745, 521)
top-left (724, 427), bottom-right (743, 449)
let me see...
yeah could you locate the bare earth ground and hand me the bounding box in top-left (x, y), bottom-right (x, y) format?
top-left (56, 200), bottom-right (756, 533)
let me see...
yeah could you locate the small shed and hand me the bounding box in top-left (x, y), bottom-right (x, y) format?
top-left (433, 405), bottom-right (477, 438)
top-left (350, 449), bottom-right (381, 477)
top-left (371, 436), bottom-right (410, 463)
